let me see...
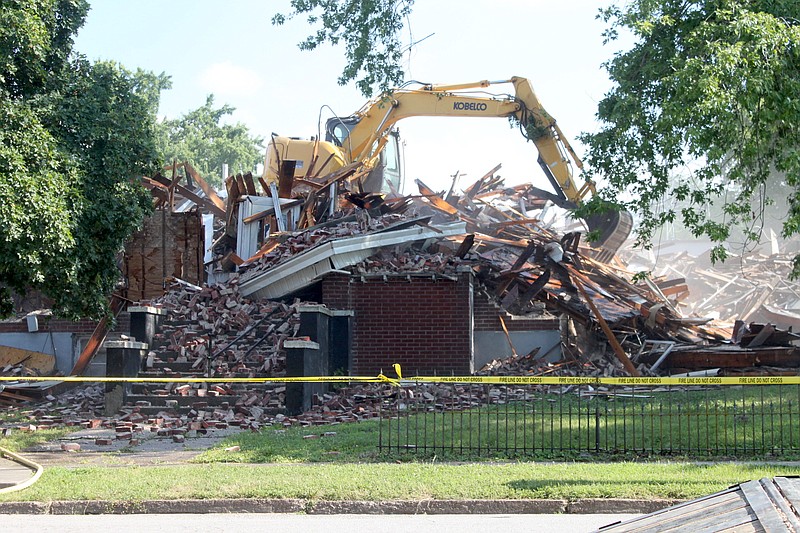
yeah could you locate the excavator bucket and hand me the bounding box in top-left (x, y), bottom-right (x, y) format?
top-left (584, 209), bottom-right (634, 263)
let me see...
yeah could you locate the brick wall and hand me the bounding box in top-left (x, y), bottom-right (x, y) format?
top-left (473, 291), bottom-right (560, 331)
top-left (0, 313), bottom-right (131, 335)
top-left (322, 273), bottom-right (472, 375)
top-left (123, 209), bottom-right (204, 301)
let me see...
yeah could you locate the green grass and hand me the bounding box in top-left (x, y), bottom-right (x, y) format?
top-left (196, 421), bottom-right (384, 463)
top-left (1, 461), bottom-right (798, 502)
top-left (195, 385), bottom-right (800, 463)
top-left (0, 427), bottom-right (75, 453)
top-left (4, 384), bottom-right (800, 503)
top-left (1, 405), bottom-right (81, 453)
top-left (398, 385), bottom-right (800, 459)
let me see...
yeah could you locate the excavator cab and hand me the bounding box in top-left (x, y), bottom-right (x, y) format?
top-left (325, 116), bottom-right (402, 195)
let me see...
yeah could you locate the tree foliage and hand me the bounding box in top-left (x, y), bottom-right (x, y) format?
top-left (156, 95), bottom-right (264, 187)
top-left (580, 1), bottom-right (800, 270)
top-left (273, 0), bottom-right (415, 97)
top-left (0, 0), bottom-right (161, 319)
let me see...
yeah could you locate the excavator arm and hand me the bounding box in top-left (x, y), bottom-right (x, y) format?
top-left (266, 77), bottom-right (632, 258)
top-left (337, 77), bottom-right (632, 257)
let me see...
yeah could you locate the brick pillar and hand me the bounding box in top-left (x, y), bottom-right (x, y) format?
top-left (297, 304), bottom-right (353, 375)
top-left (284, 339), bottom-right (325, 416)
top-left (127, 305), bottom-right (166, 347)
top-left (104, 340), bottom-right (148, 415)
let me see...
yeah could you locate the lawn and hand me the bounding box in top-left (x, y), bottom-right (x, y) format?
top-left (197, 384), bottom-right (800, 462)
top-left (2, 461), bottom-right (799, 502)
top-left (3, 383), bottom-right (799, 503)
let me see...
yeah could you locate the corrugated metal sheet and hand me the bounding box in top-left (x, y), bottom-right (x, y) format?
top-left (596, 477), bottom-right (800, 532)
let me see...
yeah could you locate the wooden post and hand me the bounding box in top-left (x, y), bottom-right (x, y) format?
top-left (572, 276), bottom-right (640, 376)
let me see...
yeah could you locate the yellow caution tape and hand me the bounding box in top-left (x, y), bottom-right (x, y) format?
top-left (0, 374), bottom-right (798, 386)
top-left (0, 375), bottom-right (390, 384)
top-left (1, 364), bottom-right (797, 386)
top-left (404, 376), bottom-right (800, 386)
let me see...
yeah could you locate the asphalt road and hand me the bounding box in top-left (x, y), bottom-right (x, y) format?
top-left (2, 512), bottom-right (640, 532)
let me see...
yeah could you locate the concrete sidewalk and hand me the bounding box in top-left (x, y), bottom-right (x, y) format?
top-left (0, 456), bottom-right (34, 489)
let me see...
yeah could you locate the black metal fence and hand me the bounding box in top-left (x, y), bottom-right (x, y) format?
top-left (378, 380), bottom-right (800, 458)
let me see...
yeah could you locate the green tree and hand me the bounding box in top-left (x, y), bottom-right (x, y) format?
top-left (273, 0), bottom-right (415, 97)
top-left (156, 95), bottom-right (264, 187)
top-left (580, 1), bottom-right (800, 270)
top-left (0, 0), bottom-right (162, 319)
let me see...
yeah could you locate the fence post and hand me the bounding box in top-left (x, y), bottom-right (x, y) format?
top-left (595, 405), bottom-right (601, 453)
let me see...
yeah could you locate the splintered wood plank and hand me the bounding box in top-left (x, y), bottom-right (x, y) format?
top-left (69, 294), bottom-right (126, 376)
top-left (258, 176), bottom-right (271, 195)
top-left (773, 477), bottom-right (800, 511)
top-left (739, 479), bottom-right (789, 532)
top-left (667, 347), bottom-right (800, 368)
top-left (746, 324), bottom-right (776, 348)
top-left (172, 182), bottom-right (226, 218)
top-left (235, 174), bottom-right (247, 198)
top-left (0, 346), bottom-right (56, 374)
top-left (495, 240), bottom-right (537, 296)
top-left (0, 389), bottom-right (40, 402)
top-left (497, 316), bottom-right (517, 357)
top-left (243, 172), bottom-right (258, 196)
top-left (572, 275), bottom-right (640, 376)
top-left (760, 477), bottom-right (800, 531)
top-left (596, 488), bottom-right (743, 532)
top-left (455, 234), bottom-right (475, 258)
top-left (416, 179), bottom-right (459, 215)
top-left (241, 238), bottom-right (282, 265)
top-left (462, 163), bottom-right (502, 200)
top-left (182, 161), bottom-right (226, 212)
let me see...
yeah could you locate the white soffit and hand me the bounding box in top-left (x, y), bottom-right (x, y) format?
top-left (239, 221), bottom-right (466, 300)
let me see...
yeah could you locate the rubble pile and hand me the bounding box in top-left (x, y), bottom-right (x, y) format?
top-left (0, 363), bottom-right (40, 378)
top-left (238, 212), bottom-right (426, 278)
top-left (0, 363), bottom-right (52, 405)
top-left (634, 247), bottom-right (800, 327)
top-left (144, 278), bottom-right (302, 378)
top-left (139, 161), bottom-right (800, 380)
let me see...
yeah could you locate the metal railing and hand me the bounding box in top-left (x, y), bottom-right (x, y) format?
top-left (378, 381), bottom-right (800, 458)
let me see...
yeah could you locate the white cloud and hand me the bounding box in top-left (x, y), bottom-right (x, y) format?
top-left (197, 62), bottom-right (264, 97)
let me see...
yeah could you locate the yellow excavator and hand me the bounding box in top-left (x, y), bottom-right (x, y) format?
top-left (265, 77), bottom-right (632, 258)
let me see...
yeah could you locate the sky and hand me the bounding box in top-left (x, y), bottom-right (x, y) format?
top-left (73, 0), bottom-right (624, 195)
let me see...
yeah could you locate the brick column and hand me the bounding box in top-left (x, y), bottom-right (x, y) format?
top-left (104, 340), bottom-right (148, 415)
top-left (127, 305), bottom-right (166, 347)
top-left (284, 339), bottom-right (326, 415)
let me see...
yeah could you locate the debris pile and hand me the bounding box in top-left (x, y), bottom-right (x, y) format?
top-left (143, 278), bottom-right (304, 378)
top-left (630, 246), bottom-right (800, 329)
top-left (137, 160), bottom-right (799, 381)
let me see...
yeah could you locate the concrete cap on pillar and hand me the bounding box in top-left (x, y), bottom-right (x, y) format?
top-left (126, 306), bottom-right (168, 315)
top-left (283, 339), bottom-right (320, 350)
top-left (104, 340), bottom-right (149, 350)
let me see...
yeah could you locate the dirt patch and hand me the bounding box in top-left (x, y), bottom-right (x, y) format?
top-left (22, 425), bottom-right (247, 468)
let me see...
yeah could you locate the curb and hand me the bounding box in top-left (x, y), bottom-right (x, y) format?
top-left (0, 498), bottom-right (682, 515)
